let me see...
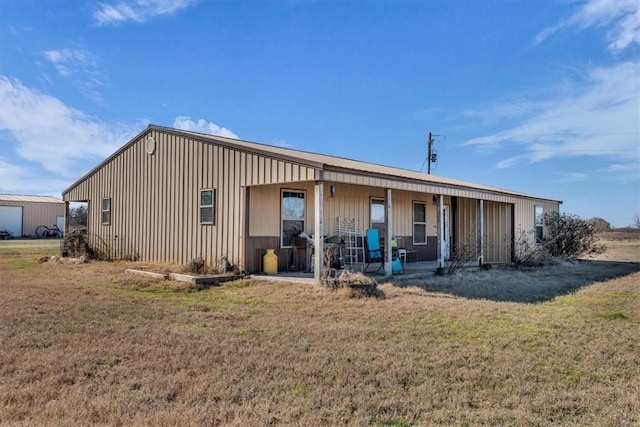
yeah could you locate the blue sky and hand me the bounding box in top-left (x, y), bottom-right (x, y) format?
top-left (1, 0), bottom-right (638, 227)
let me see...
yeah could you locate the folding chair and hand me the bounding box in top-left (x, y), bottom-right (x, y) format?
top-left (365, 229), bottom-right (405, 274)
top-left (364, 229), bottom-right (384, 273)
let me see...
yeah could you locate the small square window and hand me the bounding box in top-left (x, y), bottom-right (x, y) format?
top-left (200, 189), bottom-right (215, 224)
top-left (101, 198), bottom-right (111, 225)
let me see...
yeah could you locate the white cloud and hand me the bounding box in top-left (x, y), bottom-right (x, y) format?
top-left (94, 0), bottom-right (197, 25)
top-left (44, 49), bottom-right (98, 77)
top-left (0, 76), bottom-right (143, 178)
top-left (43, 48), bottom-right (108, 103)
top-left (536, 0), bottom-right (640, 52)
top-left (599, 162), bottom-right (640, 172)
top-left (173, 116), bottom-right (239, 139)
top-left (563, 172), bottom-right (587, 180)
top-left (0, 158), bottom-right (69, 196)
top-left (464, 61), bottom-right (640, 168)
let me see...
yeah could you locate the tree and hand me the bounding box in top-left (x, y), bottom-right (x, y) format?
top-left (634, 214), bottom-right (640, 229)
top-left (69, 205), bottom-right (88, 227)
top-left (587, 217), bottom-right (611, 233)
top-left (544, 212), bottom-right (605, 259)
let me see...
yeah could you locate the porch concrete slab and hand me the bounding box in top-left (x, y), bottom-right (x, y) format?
top-left (248, 261), bottom-right (442, 284)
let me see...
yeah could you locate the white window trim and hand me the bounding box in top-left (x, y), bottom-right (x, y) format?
top-left (413, 201), bottom-right (427, 245)
top-left (200, 189), bottom-right (215, 225)
top-left (281, 189), bottom-right (306, 248)
top-left (534, 205), bottom-right (544, 245)
top-left (101, 197), bottom-right (111, 225)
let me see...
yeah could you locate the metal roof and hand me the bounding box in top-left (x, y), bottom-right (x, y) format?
top-left (63, 124), bottom-right (562, 203)
top-left (166, 126), bottom-right (562, 203)
top-left (0, 194), bottom-right (64, 203)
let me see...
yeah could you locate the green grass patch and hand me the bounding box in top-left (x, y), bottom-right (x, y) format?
top-left (6, 258), bottom-right (38, 270)
top-left (597, 311), bottom-right (629, 320)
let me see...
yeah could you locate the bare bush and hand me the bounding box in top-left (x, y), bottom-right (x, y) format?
top-left (512, 230), bottom-right (550, 267)
top-left (544, 212), bottom-right (606, 259)
top-left (447, 240), bottom-right (478, 275)
top-left (184, 257), bottom-right (207, 274)
top-left (62, 231), bottom-right (112, 261)
top-left (322, 268), bottom-right (380, 297)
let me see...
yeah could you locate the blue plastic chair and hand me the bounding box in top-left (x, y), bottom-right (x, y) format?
top-left (365, 229), bottom-right (384, 273)
top-left (365, 228), bottom-right (405, 274)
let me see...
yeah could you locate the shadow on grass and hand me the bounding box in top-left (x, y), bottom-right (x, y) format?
top-left (384, 260), bottom-right (640, 303)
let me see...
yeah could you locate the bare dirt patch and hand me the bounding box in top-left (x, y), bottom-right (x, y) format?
top-left (1, 240), bottom-right (639, 425)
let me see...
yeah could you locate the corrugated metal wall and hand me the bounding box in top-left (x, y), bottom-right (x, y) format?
top-left (64, 130), bottom-right (318, 268)
top-left (249, 183), bottom-right (442, 239)
top-left (483, 201), bottom-right (513, 263)
top-left (0, 200), bottom-right (64, 237)
top-left (513, 198), bottom-right (560, 248)
top-left (63, 128), bottom-right (560, 268)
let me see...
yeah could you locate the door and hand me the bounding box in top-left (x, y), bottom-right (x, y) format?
top-left (56, 216), bottom-right (65, 233)
top-left (0, 206), bottom-right (23, 237)
top-left (443, 205), bottom-right (451, 259)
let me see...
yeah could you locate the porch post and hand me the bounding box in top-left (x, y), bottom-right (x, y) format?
top-left (478, 199), bottom-right (484, 266)
top-left (438, 194), bottom-right (445, 269)
top-left (64, 201), bottom-right (70, 236)
top-left (384, 188), bottom-right (393, 276)
top-left (239, 186), bottom-right (247, 272)
top-left (313, 181), bottom-right (324, 283)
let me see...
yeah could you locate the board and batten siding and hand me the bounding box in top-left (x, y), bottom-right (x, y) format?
top-left (249, 183), bottom-right (444, 239)
top-left (0, 200), bottom-right (64, 237)
top-left (64, 130), bottom-right (318, 267)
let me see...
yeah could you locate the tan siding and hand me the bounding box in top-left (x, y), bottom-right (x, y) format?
top-left (63, 127), bottom-right (558, 268)
top-left (0, 200), bottom-right (64, 237)
top-left (483, 201), bottom-right (513, 263)
top-left (63, 130), bottom-right (319, 266)
top-left (323, 171), bottom-right (547, 205)
top-left (454, 198), bottom-right (479, 253)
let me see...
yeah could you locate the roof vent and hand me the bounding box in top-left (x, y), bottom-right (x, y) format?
top-left (145, 136), bottom-right (156, 155)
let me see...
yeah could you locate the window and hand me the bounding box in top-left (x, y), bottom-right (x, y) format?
top-left (281, 190), bottom-right (305, 247)
top-left (101, 198), bottom-right (111, 225)
top-left (413, 201), bottom-right (427, 244)
top-left (535, 206), bottom-right (544, 244)
top-left (200, 189), bottom-right (215, 224)
top-left (370, 198), bottom-right (385, 235)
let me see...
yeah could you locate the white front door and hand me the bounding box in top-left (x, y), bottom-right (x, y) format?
top-left (443, 205), bottom-right (451, 259)
top-left (56, 216), bottom-right (65, 233)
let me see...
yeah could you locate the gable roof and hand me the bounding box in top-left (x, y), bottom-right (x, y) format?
top-left (64, 124), bottom-right (562, 203)
top-left (0, 194), bottom-right (64, 203)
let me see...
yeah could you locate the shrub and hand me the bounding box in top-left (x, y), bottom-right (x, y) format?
top-left (447, 240), bottom-right (478, 274)
top-left (62, 231), bottom-right (112, 261)
top-left (184, 257), bottom-right (207, 274)
top-left (543, 212), bottom-right (606, 259)
top-left (322, 269), bottom-right (381, 297)
top-left (512, 230), bottom-right (550, 267)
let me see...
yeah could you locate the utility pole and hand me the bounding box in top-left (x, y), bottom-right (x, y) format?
top-left (427, 132), bottom-right (436, 174)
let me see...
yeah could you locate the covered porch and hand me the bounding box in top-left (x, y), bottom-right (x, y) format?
top-left (244, 178), bottom-right (514, 284)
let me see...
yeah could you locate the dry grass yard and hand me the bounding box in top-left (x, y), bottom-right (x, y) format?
top-left (1, 235), bottom-right (639, 426)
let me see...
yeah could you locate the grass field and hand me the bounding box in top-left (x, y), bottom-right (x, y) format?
top-left (1, 237), bottom-right (639, 425)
